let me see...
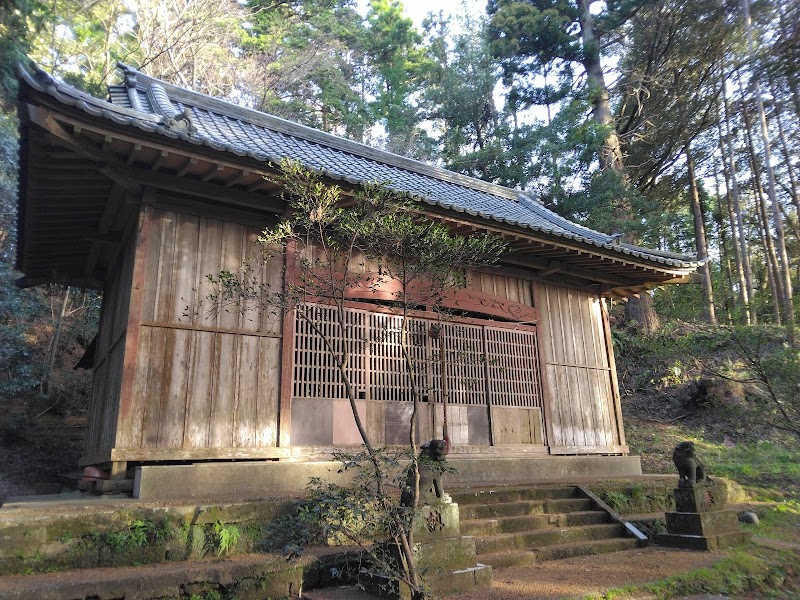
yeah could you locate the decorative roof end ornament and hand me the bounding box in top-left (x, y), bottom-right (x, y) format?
top-left (163, 106), bottom-right (197, 134)
top-left (148, 82), bottom-right (197, 134)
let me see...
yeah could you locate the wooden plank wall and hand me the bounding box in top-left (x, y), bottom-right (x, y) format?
top-left (467, 270), bottom-right (534, 306)
top-left (536, 284), bottom-right (625, 453)
top-left (118, 207), bottom-right (283, 451)
top-left (84, 225), bottom-right (137, 458)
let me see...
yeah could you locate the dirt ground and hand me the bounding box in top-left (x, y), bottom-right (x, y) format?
top-left (302, 546), bottom-right (725, 600)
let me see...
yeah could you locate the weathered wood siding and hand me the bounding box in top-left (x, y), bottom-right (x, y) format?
top-left (118, 207), bottom-right (283, 451)
top-left (466, 270), bottom-right (534, 307)
top-left (84, 225), bottom-right (137, 459)
top-left (84, 208), bottom-right (627, 461)
top-left (536, 284), bottom-right (626, 453)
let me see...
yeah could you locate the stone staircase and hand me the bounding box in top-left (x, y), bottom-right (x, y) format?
top-left (450, 485), bottom-right (642, 568)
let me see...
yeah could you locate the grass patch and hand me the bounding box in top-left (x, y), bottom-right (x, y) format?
top-left (625, 422), bottom-right (800, 501)
top-left (584, 546), bottom-right (800, 599)
top-left (692, 439), bottom-right (800, 501)
top-left (744, 502), bottom-right (800, 545)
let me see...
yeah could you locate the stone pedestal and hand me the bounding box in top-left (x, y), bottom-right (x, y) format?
top-left (360, 499), bottom-right (492, 599)
top-left (656, 484), bottom-right (751, 551)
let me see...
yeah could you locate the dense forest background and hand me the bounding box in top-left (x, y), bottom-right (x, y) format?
top-left (1, 0), bottom-right (799, 492)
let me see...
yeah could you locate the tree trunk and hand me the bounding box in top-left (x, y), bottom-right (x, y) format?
top-left (776, 3), bottom-right (800, 118)
top-left (685, 140), bottom-right (716, 324)
top-left (743, 0), bottom-right (795, 335)
top-left (624, 293), bottom-right (660, 332)
top-left (771, 77), bottom-right (800, 223)
top-left (742, 102), bottom-right (784, 324)
top-left (712, 162), bottom-right (734, 323)
top-left (577, 0), bottom-right (624, 174)
top-left (714, 110), bottom-right (751, 325)
top-left (721, 67), bottom-right (755, 321)
top-left (753, 183), bottom-right (783, 324)
top-left (578, 0), bottom-right (661, 329)
top-left (42, 286), bottom-right (71, 397)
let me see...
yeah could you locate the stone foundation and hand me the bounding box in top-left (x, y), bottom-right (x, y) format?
top-left (656, 483), bottom-right (751, 551)
top-left (134, 455), bottom-right (642, 500)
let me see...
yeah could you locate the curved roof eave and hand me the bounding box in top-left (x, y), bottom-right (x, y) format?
top-left (16, 62), bottom-right (705, 273)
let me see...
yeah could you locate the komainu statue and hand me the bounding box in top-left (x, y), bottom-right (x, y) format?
top-left (672, 441), bottom-right (712, 487)
top-left (401, 439), bottom-right (448, 506)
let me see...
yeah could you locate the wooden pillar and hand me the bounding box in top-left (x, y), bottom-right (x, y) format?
top-left (114, 194), bottom-right (153, 451)
top-left (531, 280), bottom-right (555, 449)
top-left (600, 297), bottom-right (626, 447)
top-left (277, 241), bottom-right (296, 448)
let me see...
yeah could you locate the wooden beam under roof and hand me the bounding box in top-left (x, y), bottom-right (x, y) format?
top-left (224, 169), bottom-right (251, 187)
top-left (28, 107), bottom-right (285, 216)
top-left (123, 165), bottom-right (285, 214)
top-left (420, 207), bottom-right (695, 280)
top-left (26, 100), bottom-right (699, 288)
top-left (26, 104), bottom-right (144, 196)
top-left (27, 105), bottom-right (258, 196)
top-left (201, 163), bottom-right (225, 182)
top-left (177, 156), bottom-right (197, 177)
top-left (126, 143), bottom-right (141, 165)
top-left (247, 179), bottom-right (268, 192)
top-left (505, 255), bottom-right (640, 287)
top-left (151, 150), bottom-right (168, 171)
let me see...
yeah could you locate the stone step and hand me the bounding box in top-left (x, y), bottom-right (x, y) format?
top-left (532, 536), bottom-right (640, 562)
top-left (450, 486), bottom-right (580, 505)
top-left (460, 497), bottom-right (594, 520)
top-left (0, 552), bottom-right (315, 600)
top-left (476, 536), bottom-right (638, 569)
top-left (475, 549), bottom-right (539, 569)
top-left (474, 522), bottom-right (625, 555)
top-left (461, 510), bottom-right (609, 536)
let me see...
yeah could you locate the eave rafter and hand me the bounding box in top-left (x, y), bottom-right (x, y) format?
top-left (422, 212), bottom-right (693, 297)
top-left (20, 96), bottom-right (699, 298)
top-left (25, 103), bottom-right (286, 215)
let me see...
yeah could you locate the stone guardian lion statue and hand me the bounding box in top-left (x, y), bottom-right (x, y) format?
top-left (401, 439), bottom-right (448, 506)
top-left (672, 441), bottom-right (712, 488)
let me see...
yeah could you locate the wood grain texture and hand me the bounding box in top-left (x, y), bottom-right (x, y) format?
top-left (537, 284), bottom-right (622, 453)
top-left (114, 208), bottom-right (284, 452)
top-left (84, 222), bottom-right (137, 458)
top-left (87, 203), bottom-right (625, 460)
top-left (490, 407), bottom-right (543, 445)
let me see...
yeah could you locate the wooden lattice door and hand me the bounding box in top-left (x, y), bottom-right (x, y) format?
top-left (485, 327), bottom-right (546, 445)
top-left (289, 304), bottom-right (546, 448)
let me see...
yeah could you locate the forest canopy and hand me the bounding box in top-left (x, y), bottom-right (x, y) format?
top-left (0, 0), bottom-right (798, 349)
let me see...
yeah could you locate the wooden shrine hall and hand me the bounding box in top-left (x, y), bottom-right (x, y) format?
top-left (14, 63), bottom-right (702, 498)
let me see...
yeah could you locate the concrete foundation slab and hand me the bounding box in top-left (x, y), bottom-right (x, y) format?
top-left (134, 455), bottom-right (642, 500)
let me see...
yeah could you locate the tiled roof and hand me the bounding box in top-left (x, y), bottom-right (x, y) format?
top-left (18, 62), bottom-right (701, 270)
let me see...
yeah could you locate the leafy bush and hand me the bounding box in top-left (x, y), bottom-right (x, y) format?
top-left (206, 520), bottom-right (240, 556)
top-left (103, 519), bottom-right (169, 551)
top-left (261, 449), bottom-right (410, 557)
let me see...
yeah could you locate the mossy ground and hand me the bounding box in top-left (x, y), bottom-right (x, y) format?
top-left (594, 322), bottom-right (800, 599)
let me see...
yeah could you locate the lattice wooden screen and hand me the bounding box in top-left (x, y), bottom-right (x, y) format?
top-left (293, 304), bottom-right (367, 400)
top-left (438, 323), bottom-right (487, 406)
top-left (368, 313), bottom-right (430, 402)
top-left (292, 304), bottom-right (542, 410)
top-left (485, 327), bottom-right (543, 408)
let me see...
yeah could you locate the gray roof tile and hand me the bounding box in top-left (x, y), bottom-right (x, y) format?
top-left (18, 62), bottom-right (701, 270)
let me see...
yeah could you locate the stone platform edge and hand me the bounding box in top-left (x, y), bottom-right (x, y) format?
top-left (134, 455), bottom-right (643, 500)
